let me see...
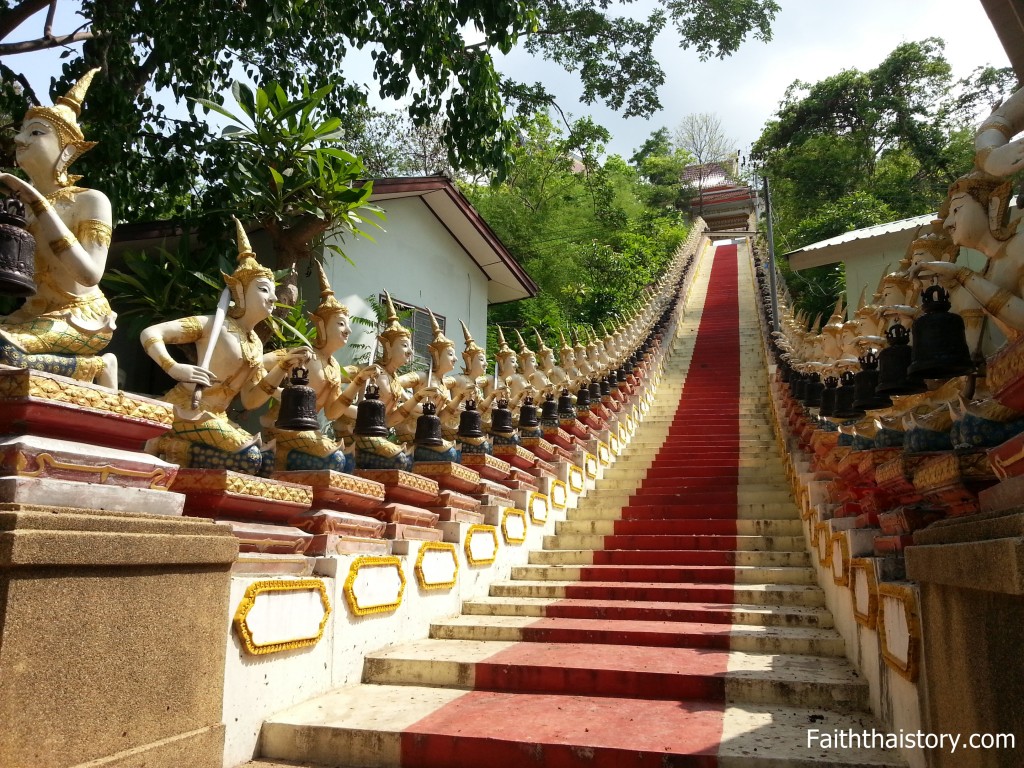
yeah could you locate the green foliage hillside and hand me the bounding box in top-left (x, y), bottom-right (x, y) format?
top-left (752, 38), bottom-right (1017, 319)
top-left (463, 113), bottom-right (688, 343)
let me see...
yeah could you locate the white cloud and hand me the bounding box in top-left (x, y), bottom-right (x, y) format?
top-left (10, 0), bottom-right (1013, 166)
top-left (494, 0), bottom-right (1012, 159)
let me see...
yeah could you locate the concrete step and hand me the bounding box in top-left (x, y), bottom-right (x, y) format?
top-left (544, 532), bottom-right (808, 552)
top-left (575, 487), bottom-right (794, 504)
top-left (362, 638), bottom-right (864, 709)
top-left (599, 471), bottom-right (789, 486)
top-left (462, 595), bottom-right (835, 629)
top-left (626, 489), bottom-right (794, 505)
top-left (568, 502), bottom-right (800, 521)
top-left (610, 452), bottom-right (783, 466)
top-left (620, 436), bottom-right (778, 447)
top-left (528, 549), bottom-right (811, 568)
top-left (429, 614), bottom-right (846, 656)
top-left (510, 563), bottom-right (818, 585)
top-left (596, 478), bottom-right (790, 492)
top-left (258, 686), bottom-right (902, 766)
top-left (554, 518), bottom-right (805, 536)
top-left (489, 579), bottom-right (827, 607)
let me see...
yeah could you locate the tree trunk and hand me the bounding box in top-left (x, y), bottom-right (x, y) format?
top-left (262, 214), bottom-right (330, 312)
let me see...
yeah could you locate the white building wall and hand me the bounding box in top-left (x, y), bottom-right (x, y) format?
top-left (310, 196), bottom-right (491, 366)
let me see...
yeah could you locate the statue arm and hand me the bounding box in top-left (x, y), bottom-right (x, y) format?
top-left (437, 375), bottom-right (463, 417)
top-left (325, 365), bottom-right (379, 421)
top-left (931, 263), bottom-right (1024, 329)
top-left (239, 346), bottom-right (312, 410)
top-left (977, 86), bottom-right (1024, 178)
top-left (140, 316), bottom-right (214, 385)
top-left (397, 370), bottom-right (426, 390)
top-left (0, 176), bottom-right (111, 286)
top-left (385, 385), bottom-right (430, 427)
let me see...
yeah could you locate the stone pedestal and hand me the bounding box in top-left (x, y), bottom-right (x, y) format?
top-left (172, 469), bottom-right (313, 522)
top-left (906, 512), bottom-right (1024, 768)
top-left (413, 461), bottom-right (481, 494)
top-left (520, 436), bottom-right (557, 462)
top-left (0, 504), bottom-right (237, 768)
top-left (460, 453), bottom-right (511, 483)
top-left (492, 444), bottom-right (536, 470)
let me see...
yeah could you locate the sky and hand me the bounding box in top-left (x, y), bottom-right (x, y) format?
top-left (488, 0), bottom-right (1012, 160)
top-left (7, 0), bottom-right (1014, 163)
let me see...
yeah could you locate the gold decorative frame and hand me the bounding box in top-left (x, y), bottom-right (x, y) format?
top-left (849, 558), bottom-right (878, 629)
top-left (549, 479), bottom-right (568, 510)
top-left (568, 466), bottom-right (585, 493)
top-left (597, 442), bottom-right (611, 467)
top-left (584, 452), bottom-right (598, 479)
top-left (344, 555), bottom-right (406, 616)
top-left (807, 509), bottom-right (819, 544)
top-left (414, 541), bottom-right (459, 591)
top-left (12, 450), bottom-right (173, 490)
top-left (528, 491), bottom-right (549, 524)
top-left (501, 508), bottom-right (527, 545)
top-left (830, 532), bottom-right (850, 586)
top-left (464, 524), bottom-right (499, 565)
top-left (799, 487), bottom-right (813, 520)
top-left (815, 522), bottom-right (831, 566)
top-left (609, 433), bottom-right (621, 456)
top-left (877, 582), bottom-right (921, 682)
top-left (233, 579), bottom-right (331, 656)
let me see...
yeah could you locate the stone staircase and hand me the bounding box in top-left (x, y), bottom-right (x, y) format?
top-left (244, 243), bottom-right (904, 767)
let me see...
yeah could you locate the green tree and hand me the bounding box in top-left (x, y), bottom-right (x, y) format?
top-left (198, 80), bottom-right (383, 295)
top-left (629, 128), bottom-right (694, 210)
top-left (0, 0), bottom-right (778, 222)
top-left (752, 38), bottom-right (1016, 308)
top-left (463, 112), bottom-right (687, 339)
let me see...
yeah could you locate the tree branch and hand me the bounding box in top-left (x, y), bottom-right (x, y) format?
top-left (0, 0), bottom-right (49, 42)
top-left (43, 0), bottom-right (56, 37)
top-left (131, 47), bottom-right (161, 98)
top-left (0, 28), bottom-right (93, 55)
top-left (463, 24), bottom-right (617, 53)
top-left (0, 61), bottom-right (39, 104)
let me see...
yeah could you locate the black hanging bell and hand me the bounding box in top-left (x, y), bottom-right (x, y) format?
top-left (876, 323), bottom-right (926, 395)
top-left (802, 372), bottom-right (823, 407)
top-left (589, 380), bottom-right (602, 401)
top-left (541, 392), bottom-right (559, 423)
top-left (853, 350), bottom-right (892, 410)
top-left (790, 370), bottom-right (807, 401)
top-left (519, 395), bottom-right (540, 429)
top-left (491, 397), bottom-right (515, 435)
top-left (457, 398), bottom-right (484, 439)
top-left (557, 388), bottom-right (576, 420)
top-left (354, 383), bottom-right (389, 437)
top-left (819, 375), bottom-right (839, 417)
top-left (414, 400), bottom-right (444, 446)
top-left (0, 196), bottom-right (36, 297)
top-left (908, 284), bottom-right (974, 379)
top-left (833, 370), bottom-right (864, 419)
top-left (576, 383), bottom-right (591, 410)
top-left (275, 366), bottom-right (321, 431)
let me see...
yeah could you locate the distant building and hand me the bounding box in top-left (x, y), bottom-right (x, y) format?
top-left (318, 176), bottom-right (537, 369)
top-left (681, 157), bottom-right (756, 233)
top-left (109, 175), bottom-right (537, 392)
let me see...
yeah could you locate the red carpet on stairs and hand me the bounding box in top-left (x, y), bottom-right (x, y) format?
top-left (399, 244), bottom-right (741, 767)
